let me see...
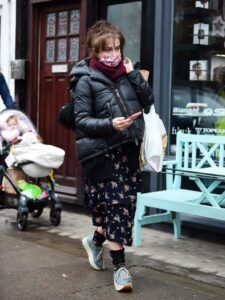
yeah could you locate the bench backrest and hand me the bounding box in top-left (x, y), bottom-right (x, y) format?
top-left (166, 131), bottom-right (225, 189)
top-left (176, 131), bottom-right (225, 168)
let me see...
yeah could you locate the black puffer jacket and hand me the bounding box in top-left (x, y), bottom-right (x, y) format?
top-left (69, 59), bottom-right (154, 163)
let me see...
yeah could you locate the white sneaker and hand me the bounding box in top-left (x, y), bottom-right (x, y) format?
top-left (114, 266), bottom-right (132, 292)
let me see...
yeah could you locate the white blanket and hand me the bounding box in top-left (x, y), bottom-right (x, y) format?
top-left (12, 143), bottom-right (65, 177)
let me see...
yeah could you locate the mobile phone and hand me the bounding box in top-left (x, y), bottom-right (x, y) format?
top-left (128, 111), bottom-right (142, 120)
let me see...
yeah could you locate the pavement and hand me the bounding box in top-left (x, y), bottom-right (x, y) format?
top-left (1, 203), bottom-right (225, 299)
top-left (41, 205), bottom-right (225, 281)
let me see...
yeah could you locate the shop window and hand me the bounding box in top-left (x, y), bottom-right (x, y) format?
top-left (171, 0), bottom-right (225, 152)
top-left (107, 1), bottom-right (142, 63)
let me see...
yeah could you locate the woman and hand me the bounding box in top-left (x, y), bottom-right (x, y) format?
top-left (69, 20), bottom-right (154, 292)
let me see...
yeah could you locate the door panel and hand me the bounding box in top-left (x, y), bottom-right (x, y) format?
top-left (38, 3), bottom-right (82, 201)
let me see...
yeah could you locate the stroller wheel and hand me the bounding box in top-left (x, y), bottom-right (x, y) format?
top-left (31, 207), bottom-right (44, 218)
top-left (50, 209), bottom-right (61, 226)
top-left (17, 212), bottom-right (28, 231)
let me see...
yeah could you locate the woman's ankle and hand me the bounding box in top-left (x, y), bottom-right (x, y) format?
top-left (93, 230), bottom-right (106, 246)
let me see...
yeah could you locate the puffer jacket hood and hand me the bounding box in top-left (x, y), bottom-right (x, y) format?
top-left (69, 59), bottom-right (91, 88)
top-left (69, 59), bottom-right (154, 163)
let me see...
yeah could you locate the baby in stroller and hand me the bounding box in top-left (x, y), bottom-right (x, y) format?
top-left (0, 109), bottom-right (65, 230)
top-left (1, 114), bottom-right (39, 145)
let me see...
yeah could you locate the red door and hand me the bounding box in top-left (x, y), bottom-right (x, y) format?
top-left (37, 2), bottom-right (84, 203)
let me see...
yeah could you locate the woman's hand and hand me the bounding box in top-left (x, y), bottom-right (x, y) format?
top-left (112, 117), bottom-right (133, 131)
top-left (123, 57), bottom-right (133, 73)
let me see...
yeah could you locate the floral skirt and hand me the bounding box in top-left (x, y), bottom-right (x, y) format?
top-left (84, 146), bottom-right (141, 246)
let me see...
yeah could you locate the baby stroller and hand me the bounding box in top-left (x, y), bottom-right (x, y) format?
top-left (0, 108), bottom-right (65, 230)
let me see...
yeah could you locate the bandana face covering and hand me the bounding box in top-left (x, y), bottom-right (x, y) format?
top-left (99, 55), bottom-right (121, 68)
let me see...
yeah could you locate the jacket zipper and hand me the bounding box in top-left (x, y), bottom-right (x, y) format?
top-left (114, 87), bottom-right (139, 145)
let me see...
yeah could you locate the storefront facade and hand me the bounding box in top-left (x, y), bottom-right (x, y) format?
top-left (15, 0), bottom-right (225, 203)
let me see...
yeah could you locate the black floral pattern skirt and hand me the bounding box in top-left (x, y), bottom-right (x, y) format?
top-left (84, 145), bottom-right (141, 246)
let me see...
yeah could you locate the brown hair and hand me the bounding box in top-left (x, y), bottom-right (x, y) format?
top-left (86, 20), bottom-right (125, 57)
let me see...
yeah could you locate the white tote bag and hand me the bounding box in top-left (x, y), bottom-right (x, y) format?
top-left (140, 105), bottom-right (167, 172)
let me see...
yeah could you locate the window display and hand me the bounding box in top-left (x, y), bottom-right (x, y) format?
top-left (189, 60), bottom-right (208, 80)
top-left (193, 23), bottom-right (209, 45)
top-left (195, 0), bottom-right (209, 9)
top-left (171, 0), bottom-right (225, 152)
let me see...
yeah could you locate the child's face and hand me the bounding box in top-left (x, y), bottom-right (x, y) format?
top-left (7, 118), bottom-right (18, 131)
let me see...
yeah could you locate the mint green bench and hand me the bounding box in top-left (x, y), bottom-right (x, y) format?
top-left (134, 131), bottom-right (225, 246)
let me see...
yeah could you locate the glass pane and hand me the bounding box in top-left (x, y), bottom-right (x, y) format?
top-left (171, 0), bottom-right (225, 152)
top-left (57, 38), bottom-right (67, 62)
top-left (70, 37), bottom-right (79, 62)
top-left (58, 11), bottom-right (68, 35)
top-left (46, 13), bottom-right (56, 36)
top-left (46, 40), bottom-right (55, 62)
top-left (107, 2), bottom-right (142, 63)
top-left (70, 10), bottom-right (80, 34)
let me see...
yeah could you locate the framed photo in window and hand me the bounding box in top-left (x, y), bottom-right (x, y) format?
top-left (212, 15), bottom-right (225, 38)
top-left (195, 0), bottom-right (209, 9)
top-left (193, 23), bottom-right (209, 45)
top-left (189, 60), bottom-right (208, 81)
top-left (210, 54), bottom-right (225, 82)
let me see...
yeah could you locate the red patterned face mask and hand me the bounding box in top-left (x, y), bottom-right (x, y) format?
top-left (99, 55), bottom-right (121, 67)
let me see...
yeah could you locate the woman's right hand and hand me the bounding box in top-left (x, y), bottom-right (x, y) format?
top-left (112, 117), bottom-right (133, 131)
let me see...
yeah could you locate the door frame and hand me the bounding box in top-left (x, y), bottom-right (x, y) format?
top-left (27, 0), bottom-right (88, 202)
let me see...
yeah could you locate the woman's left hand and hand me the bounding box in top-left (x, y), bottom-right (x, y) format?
top-left (123, 57), bottom-right (133, 73)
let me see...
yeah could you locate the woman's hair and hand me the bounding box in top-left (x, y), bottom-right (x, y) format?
top-left (86, 20), bottom-right (125, 57)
